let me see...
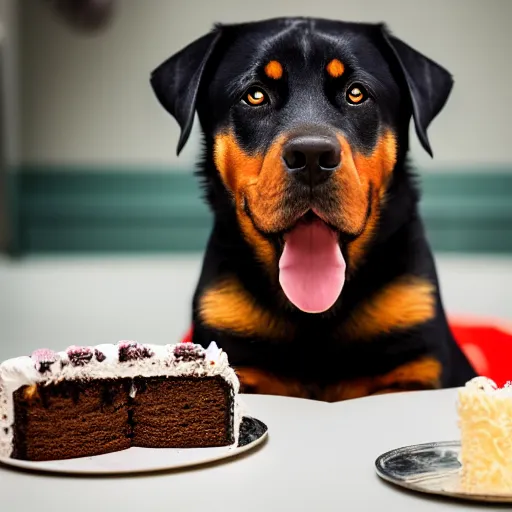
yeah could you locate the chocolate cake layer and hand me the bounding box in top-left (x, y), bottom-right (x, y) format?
top-left (132, 376), bottom-right (233, 448)
top-left (10, 375), bottom-right (236, 460)
top-left (12, 379), bottom-right (131, 461)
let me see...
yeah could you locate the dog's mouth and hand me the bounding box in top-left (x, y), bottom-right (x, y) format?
top-left (243, 185), bottom-right (373, 314)
top-left (278, 211), bottom-right (346, 314)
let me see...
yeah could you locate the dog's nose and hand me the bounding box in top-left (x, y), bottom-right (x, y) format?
top-left (282, 135), bottom-right (341, 187)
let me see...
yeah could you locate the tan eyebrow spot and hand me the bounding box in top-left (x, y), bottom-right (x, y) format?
top-left (326, 59), bottom-right (345, 78)
top-left (264, 60), bottom-right (283, 80)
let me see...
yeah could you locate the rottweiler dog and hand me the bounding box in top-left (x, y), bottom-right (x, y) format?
top-left (150, 17), bottom-right (477, 401)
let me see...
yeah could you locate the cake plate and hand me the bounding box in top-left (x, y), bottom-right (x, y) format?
top-left (0, 416), bottom-right (268, 475)
top-left (375, 440), bottom-right (512, 503)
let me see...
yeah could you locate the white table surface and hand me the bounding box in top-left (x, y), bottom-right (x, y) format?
top-left (0, 388), bottom-right (500, 511)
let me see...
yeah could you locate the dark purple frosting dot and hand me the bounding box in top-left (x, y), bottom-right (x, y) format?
top-left (118, 341), bottom-right (153, 362)
top-left (173, 343), bottom-right (205, 362)
top-left (95, 349), bottom-right (106, 362)
top-left (67, 346), bottom-right (94, 366)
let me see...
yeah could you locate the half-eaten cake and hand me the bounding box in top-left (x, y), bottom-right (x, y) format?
top-left (0, 341), bottom-right (242, 461)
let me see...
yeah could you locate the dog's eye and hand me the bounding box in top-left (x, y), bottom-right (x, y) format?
top-left (243, 87), bottom-right (269, 106)
top-left (346, 84), bottom-right (368, 105)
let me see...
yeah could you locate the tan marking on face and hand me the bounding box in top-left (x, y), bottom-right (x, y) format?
top-left (242, 135), bottom-right (292, 232)
top-left (325, 136), bottom-right (368, 234)
top-left (342, 275), bottom-right (436, 341)
top-left (264, 60), bottom-right (283, 80)
top-left (326, 58), bottom-right (345, 78)
top-left (198, 276), bottom-right (293, 339)
top-left (346, 189), bottom-right (380, 272)
top-left (213, 128), bottom-right (397, 277)
top-left (341, 130), bottom-right (398, 270)
top-left (213, 131), bottom-right (262, 197)
top-left (352, 130), bottom-right (398, 191)
top-left (213, 131), bottom-right (291, 272)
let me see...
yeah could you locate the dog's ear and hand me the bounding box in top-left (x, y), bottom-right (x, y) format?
top-left (380, 27), bottom-right (453, 157)
top-left (150, 28), bottom-right (222, 155)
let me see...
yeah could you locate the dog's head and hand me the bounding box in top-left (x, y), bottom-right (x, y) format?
top-left (150, 18), bottom-right (452, 314)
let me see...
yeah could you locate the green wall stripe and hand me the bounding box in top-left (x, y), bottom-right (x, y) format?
top-left (11, 165), bottom-right (512, 254)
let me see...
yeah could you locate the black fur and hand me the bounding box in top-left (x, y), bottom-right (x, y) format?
top-left (150, 17), bottom-right (476, 395)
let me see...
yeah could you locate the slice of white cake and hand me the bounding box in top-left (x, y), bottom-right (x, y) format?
top-left (458, 376), bottom-right (512, 495)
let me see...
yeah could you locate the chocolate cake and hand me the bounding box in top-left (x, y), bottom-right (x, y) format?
top-left (0, 341), bottom-right (242, 461)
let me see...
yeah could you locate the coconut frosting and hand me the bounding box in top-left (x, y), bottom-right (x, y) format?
top-left (0, 340), bottom-right (242, 459)
top-left (458, 376), bottom-right (512, 494)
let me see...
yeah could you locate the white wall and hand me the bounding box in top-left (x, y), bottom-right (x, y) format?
top-left (19, 0), bottom-right (512, 170)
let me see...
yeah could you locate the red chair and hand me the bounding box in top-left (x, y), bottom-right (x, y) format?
top-left (182, 317), bottom-right (511, 386)
top-left (450, 316), bottom-right (512, 387)
top-left (181, 326), bottom-right (193, 344)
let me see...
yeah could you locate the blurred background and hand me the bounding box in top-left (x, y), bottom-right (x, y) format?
top-left (0, 0), bottom-right (511, 361)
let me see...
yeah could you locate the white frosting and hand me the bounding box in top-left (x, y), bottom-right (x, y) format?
top-left (458, 376), bottom-right (512, 494)
top-left (0, 341), bottom-right (241, 458)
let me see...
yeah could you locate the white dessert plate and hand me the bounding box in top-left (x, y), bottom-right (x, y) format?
top-left (375, 440), bottom-right (512, 503)
top-left (0, 416), bottom-right (268, 476)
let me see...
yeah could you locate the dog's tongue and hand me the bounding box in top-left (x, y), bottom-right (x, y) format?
top-left (279, 218), bottom-right (346, 313)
